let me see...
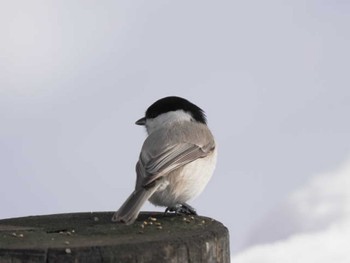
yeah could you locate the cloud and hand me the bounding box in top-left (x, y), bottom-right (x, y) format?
top-left (233, 221), bottom-right (350, 263)
top-left (232, 159), bottom-right (350, 262)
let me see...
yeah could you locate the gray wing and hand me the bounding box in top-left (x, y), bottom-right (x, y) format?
top-left (135, 142), bottom-right (215, 189)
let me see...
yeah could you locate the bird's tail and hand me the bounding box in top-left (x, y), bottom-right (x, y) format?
top-left (112, 186), bottom-right (158, 225)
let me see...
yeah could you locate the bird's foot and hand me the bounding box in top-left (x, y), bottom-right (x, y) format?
top-left (164, 203), bottom-right (197, 216)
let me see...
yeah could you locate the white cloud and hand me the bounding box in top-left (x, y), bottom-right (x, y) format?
top-left (232, 159), bottom-right (350, 263)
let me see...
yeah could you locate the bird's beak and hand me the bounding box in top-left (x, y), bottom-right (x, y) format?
top-left (135, 117), bottom-right (146, 125)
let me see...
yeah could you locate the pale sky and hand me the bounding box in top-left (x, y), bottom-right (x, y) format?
top-left (1, 0), bottom-right (350, 256)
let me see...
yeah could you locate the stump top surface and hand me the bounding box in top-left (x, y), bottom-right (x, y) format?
top-left (0, 212), bottom-right (226, 250)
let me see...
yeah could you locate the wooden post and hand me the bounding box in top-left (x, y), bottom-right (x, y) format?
top-left (0, 212), bottom-right (230, 262)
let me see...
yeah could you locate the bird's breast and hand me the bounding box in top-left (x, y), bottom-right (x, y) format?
top-left (149, 149), bottom-right (217, 207)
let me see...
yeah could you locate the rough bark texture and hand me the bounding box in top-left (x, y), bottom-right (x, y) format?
top-left (0, 212), bottom-right (230, 263)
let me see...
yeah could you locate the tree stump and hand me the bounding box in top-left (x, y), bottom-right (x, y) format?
top-left (0, 212), bottom-right (230, 262)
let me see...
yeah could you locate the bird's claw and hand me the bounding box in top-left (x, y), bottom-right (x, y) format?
top-left (164, 203), bottom-right (197, 215)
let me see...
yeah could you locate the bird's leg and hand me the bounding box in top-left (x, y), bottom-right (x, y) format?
top-left (164, 207), bottom-right (172, 215)
top-left (164, 204), bottom-right (181, 215)
top-left (164, 203), bottom-right (197, 215)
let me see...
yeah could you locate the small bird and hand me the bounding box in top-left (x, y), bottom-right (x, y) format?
top-left (112, 96), bottom-right (217, 225)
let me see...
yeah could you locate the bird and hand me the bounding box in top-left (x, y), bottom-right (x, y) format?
top-left (112, 96), bottom-right (217, 225)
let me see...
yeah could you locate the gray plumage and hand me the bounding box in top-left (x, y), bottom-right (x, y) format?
top-left (112, 102), bottom-right (217, 225)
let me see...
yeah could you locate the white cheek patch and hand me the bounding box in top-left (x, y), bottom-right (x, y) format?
top-left (146, 110), bottom-right (193, 134)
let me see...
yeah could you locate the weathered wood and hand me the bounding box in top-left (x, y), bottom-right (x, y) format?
top-left (0, 212), bottom-right (230, 262)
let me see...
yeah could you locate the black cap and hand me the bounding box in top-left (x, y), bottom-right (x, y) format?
top-left (137, 96), bottom-right (206, 125)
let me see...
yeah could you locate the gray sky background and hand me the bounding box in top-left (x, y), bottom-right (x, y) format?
top-left (1, 0), bottom-right (350, 256)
